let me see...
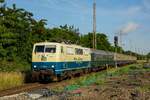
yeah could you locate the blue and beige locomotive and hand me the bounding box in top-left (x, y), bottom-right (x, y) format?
top-left (32, 42), bottom-right (91, 81)
top-left (32, 42), bottom-right (137, 81)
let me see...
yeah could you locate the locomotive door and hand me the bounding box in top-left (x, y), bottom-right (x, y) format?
top-left (61, 46), bottom-right (67, 69)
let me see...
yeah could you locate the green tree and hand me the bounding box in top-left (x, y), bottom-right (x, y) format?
top-left (96, 33), bottom-right (112, 51)
top-left (80, 33), bottom-right (93, 48)
top-left (0, 0), bottom-right (4, 3)
top-left (0, 2), bottom-right (45, 70)
top-left (47, 25), bottom-right (80, 44)
top-left (147, 52), bottom-right (150, 61)
top-left (80, 32), bottom-right (114, 51)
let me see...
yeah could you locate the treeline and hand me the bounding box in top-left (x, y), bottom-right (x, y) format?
top-left (124, 51), bottom-right (149, 60)
top-left (0, 1), bottom-right (148, 71)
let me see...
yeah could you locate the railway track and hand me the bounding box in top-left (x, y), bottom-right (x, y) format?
top-left (0, 83), bottom-right (47, 97)
top-left (0, 73), bottom-right (88, 97)
top-left (0, 79), bottom-right (72, 97)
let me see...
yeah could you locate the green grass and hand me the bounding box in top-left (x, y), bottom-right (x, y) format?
top-left (138, 85), bottom-right (150, 92)
top-left (0, 60), bottom-right (30, 90)
top-left (0, 60), bottom-right (31, 90)
top-left (0, 72), bottom-right (24, 90)
top-left (57, 64), bottom-right (147, 92)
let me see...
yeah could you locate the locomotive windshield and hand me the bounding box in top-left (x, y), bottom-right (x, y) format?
top-left (45, 45), bottom-right (56, 53)
top-left (34, 45), bottom-right (56, 53)
top-left (35, 45), bottom-right (44, 53)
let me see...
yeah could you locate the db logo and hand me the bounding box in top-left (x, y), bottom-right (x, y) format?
top-left (41, 55), bottom-right (47, 61)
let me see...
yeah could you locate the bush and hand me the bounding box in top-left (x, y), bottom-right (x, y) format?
top-left (0, 60), bottom-right (30, 72)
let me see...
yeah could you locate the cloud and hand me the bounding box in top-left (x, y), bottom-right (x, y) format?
top-left (120, 22), bottom-right (140, 34)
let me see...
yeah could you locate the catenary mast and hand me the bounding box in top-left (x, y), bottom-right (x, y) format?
top-left (93, 0), bottom-right (96, 49)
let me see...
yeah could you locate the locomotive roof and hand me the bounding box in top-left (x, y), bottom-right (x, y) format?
top-left (34, 42), bottom-right (60, 45)
top-left (34, 42), bottom-right (89, 49)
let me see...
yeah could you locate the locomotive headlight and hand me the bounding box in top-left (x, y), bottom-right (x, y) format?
top-left (33, 65), bottom-right (37, 68)
top-left (51, 65), bottom-right (55, 68)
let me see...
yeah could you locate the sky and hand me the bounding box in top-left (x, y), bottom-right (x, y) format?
top-left (5, 0), bottom-right (150, 54)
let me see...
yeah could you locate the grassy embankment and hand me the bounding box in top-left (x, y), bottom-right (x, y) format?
top-left (0, 60), bottom-right (30, 91)
top-left (0, 72), bottom-right (24, 90)
top-left (52, 64), bottom-right (150, 92)
top-left (0, 64), bottom-right (149, 91)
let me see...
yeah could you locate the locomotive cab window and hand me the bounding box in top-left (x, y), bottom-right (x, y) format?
top-left (45, 45), bottom-right (56, 53)
top-left (34, 45), bottom-right (44, 53)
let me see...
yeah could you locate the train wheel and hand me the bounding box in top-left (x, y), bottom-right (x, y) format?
top-left (31, 71), bottom-right (39, 82)
top-left (39, 74), bottom-right (44, 82)
top-left (57, 76), bottom-right (63, 82)
top-left (31, 74), bottom-right (36, 82)
top-left (44, 75), bottom-right (51, 82)
top-left (52, 75), bottom-right (62, 82)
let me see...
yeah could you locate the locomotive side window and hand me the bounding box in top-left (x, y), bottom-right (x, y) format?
top-left (75, 48), bottom-right (83, 55)
top-left (35, 45), bottom-right (44, 53)
top-left (66, 47), bottom-right (74, 55)
top-left (84, 49), bottom-right (89, 55)
top-left (45, 45), bottom-right (56, 53)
